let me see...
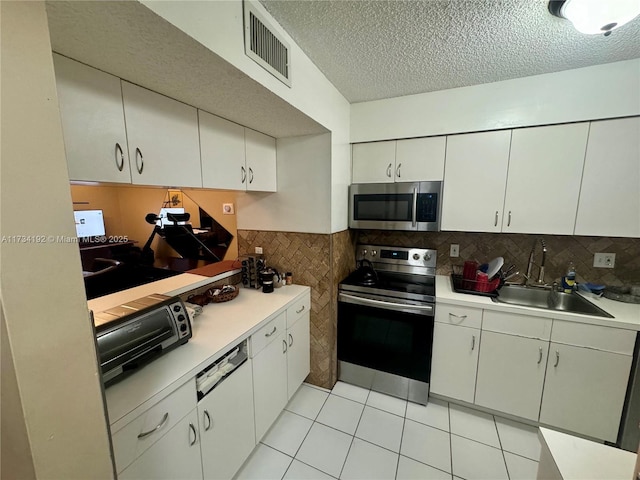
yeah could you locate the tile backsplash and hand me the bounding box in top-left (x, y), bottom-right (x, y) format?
top-left (356, 230), bottom-right (640, 286)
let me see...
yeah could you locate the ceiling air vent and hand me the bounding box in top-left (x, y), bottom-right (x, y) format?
top-left (243, 2), bottom-right (291, 87)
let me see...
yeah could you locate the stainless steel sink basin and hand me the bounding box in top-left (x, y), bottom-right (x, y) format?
top-left (492, 285), bottom-right (613, 318)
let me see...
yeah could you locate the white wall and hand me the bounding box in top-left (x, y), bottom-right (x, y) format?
top-left (351, 59), bottom-right (640, 142)
top-left (237, 133), bottom-right (332, 233)
top-left (0, 2), bottom-right (114, 478)
top-left (143, 0), bottom-right (351, 233)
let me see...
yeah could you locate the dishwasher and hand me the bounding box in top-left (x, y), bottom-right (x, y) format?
top-left (195, 339), bottom-right (256, 480)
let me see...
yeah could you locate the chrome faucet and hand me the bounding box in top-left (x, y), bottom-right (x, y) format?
top-left (523, 238), bottom-right (547, 286)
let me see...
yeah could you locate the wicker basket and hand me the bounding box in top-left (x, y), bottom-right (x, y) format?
top-left (207, 285), bottom-right (240, 303)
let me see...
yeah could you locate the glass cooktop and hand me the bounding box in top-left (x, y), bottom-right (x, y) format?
top-left (340, 270), bottom-right (435, 301)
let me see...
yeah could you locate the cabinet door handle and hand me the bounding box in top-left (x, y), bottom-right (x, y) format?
top-left (386, 163), bottom-right (392, 178)
top-left (241, 166), bottom-right (246, 184)
top-left (189, 423), bottom-right (197, 446)
top-left (265, 326), bottom-right (277, 337)
top-left (507, 211), bottom-right (512, 227)
top-left (471, 335), bottom-right (476, 351)
top-left (115, 142), bottom-right (125, 172)
top-left (137, 412), bottom-right (169, 439)
top-left (538, 347), bottom-right (543, 364)
top-left (396, 163), bottom-right (402, 178)
top-left (203, 410), bottom-right (211, 431)
top-left (135, 147), bottom-right (144, 174)
top-left (296, 305), bottom-right (305, 314)
top-left (494, 211), bottom-right (498, 227)
top-left (249, 167), bottom-right (254, 184)
top-left (283, 339), bottom-right (287, 354)
top-left (554, 350), bottom-right (560, 367)
top-left (288, 333), bottom-right (293, 347)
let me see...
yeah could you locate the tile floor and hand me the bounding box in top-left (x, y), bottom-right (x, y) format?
top-left (235, 382), bottom-right (541, 480)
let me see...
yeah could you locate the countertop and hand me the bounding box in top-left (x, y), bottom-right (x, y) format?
top-left (436, 275), bottom-right (640, 331)
top-left (101, 282), bottom-right (310, 431)
top-left (538, 427), bottom-right (636, 480)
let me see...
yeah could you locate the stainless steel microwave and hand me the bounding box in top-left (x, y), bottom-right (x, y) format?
top-left (349, 181), bottom-right (442, 231)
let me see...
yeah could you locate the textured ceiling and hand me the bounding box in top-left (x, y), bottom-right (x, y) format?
top-left (261, 0), bottom-right (640, 103)
top-left (45, 1), bottom-right (327, 138)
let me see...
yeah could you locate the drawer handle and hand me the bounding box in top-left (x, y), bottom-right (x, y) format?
top-left (296, 305), bottom-right (305, 314)
top-left (203, 410), bottom-right (211, 431)
top-left (554, 350), bottom-right (560, 368)
top-left (283, 338), bottom-right (287, 354)
top-left (137, 412), bottom-right (169, 439)
top-left (288, 333), bottom-right (293, 347)
top-left (471, 335), bottom-right (476, 351)
top-left (189, 422), bottom-right (197, 446)
top-left (265, 326), bottom-right (277, 337)
top-left (449, 313), bottom-right (467, 322)
top-left (538, 347), bottom-right (543, 364)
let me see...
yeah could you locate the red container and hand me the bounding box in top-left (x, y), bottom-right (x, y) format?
top-left (475, 272), bottom-right (489, 292)
top-left (462, 260), bottom-right (478, 290)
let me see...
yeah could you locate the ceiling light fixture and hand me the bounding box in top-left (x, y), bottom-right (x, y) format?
top-left (549, 0), bottom-right (640, 36)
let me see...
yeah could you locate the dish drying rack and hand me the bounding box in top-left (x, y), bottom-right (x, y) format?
top-left (450, 265), bottom-right (501, 298)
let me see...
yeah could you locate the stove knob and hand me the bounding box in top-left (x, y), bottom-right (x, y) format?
top-left (371, 250), bottom-right (377, 257)
top-left (412, 253), bottom-right (420, 260)
top-left (362, 249), bottom-right (367, 257)
top-left (424, 253), bottom-right (432, 261)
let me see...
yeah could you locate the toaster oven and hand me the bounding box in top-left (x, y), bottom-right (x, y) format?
top-left (93, 294), bottom-right (192, 387)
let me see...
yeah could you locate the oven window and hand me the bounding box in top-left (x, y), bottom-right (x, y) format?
top-left (337, 301), bottom-right (433, 382)
top-left (353, 194), bottom-right (413, 222)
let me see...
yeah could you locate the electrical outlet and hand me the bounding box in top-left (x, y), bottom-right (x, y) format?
top-left (593, 252), bottom-right (615, 268)
top-left (255, 246), bottom-right (263, 254)
top-left (222, 203), bottom-right (234, 215)
top-left (450, 244), bottom-right (459, 257)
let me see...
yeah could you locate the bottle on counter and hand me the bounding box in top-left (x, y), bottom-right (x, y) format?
top-left (562, 261), bottom-right (576, 293)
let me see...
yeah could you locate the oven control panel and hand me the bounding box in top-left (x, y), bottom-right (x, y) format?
top-left (357, 244), bottom-right (437, 270)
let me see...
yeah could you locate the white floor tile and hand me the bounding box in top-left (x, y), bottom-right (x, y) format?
top-left (396, 456), bottom-right (452, 480)
top-left (406, 398), bottom-right (450, 432)
top-left (316, 394), bottom-right (365, 435)
top-left (331, 381), bottom-right (370, 404)
top-left (366, 390), bottom-right (407, 417)
top-left (340, 438), bottom-right (399, 480)
top-left (355, 406), bottom-right (404, 452)
top-left (495, 417), bottom-right (541, 461)
top-left (262, 410), bottom-right (314, 457)
top-left (283, 459), bottom-right (336, 480)
top-left (504, 452), bottom-right (539, 480)
top-left (286, 384), bottom-right (330, 420)
top-left (449, 404), bottom-right (500, 448)
top-left (235, 443), bottom-right (293, 480)
top-left (400, 419), bottom-right (451, 473)
top-left (296, 423), bottom-right (353, 478)
top-left (450, 435), bottom-right (508, 480)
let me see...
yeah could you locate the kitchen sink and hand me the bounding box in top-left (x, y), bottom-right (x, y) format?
top-left (492, 285), bottom-right (613, 318)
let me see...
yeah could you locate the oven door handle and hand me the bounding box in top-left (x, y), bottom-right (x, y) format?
top-left (339, 293), bottom-right (433, 316)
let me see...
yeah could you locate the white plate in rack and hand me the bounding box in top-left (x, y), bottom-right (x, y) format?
top-left (487, 256), bottom-right (504, 279)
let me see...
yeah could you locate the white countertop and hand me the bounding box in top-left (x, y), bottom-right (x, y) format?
top-left (436, 275), bottom-right (640, 331)
top-left (103, 283), bottom-right (310, 431)
top-left (539, 427), bottom-right (636, 480)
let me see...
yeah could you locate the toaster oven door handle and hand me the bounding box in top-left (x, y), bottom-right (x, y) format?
top-left (339, 293), bottom-right (433, 316)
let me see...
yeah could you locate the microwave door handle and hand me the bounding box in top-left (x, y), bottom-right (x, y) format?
top-left (339, 293), bottom-right (433, 315)
top-left (412, 187), bottom-right (418, 228)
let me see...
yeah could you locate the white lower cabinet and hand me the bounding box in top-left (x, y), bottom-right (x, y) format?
top-left (198, 361), bottom-right (256, 480)
top-left (539, 342), bottom-right (632, 442)
top-left (475, 331), bottom-right (549, 421)
top-left (431, 322), bottom-right (481, 403)
top-left (119, 408), bottom-right (203, 480)
top-left (286, 297), bottom-right (311, 399)
top-left (251, 313), bottom-right (289, 442)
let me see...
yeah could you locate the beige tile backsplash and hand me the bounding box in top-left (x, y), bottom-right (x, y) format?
top-left (240, 228), bottom-right (639, 389)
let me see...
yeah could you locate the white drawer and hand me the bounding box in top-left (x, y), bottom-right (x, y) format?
top-left (287, 294), bottom-right (310, 329)
top-left (551, 321), bottom-right (636, 355)
top-left (435, 304), bottom-right (482, 329)
top-left (483, 310), bottom-right (552, 340)
top-left (250, 312), bottom-right (286, 358)
top-left (111, 378), bottom-right (196, 474)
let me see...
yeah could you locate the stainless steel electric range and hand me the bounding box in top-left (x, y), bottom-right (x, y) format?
top-left (338, 244), bottom-right (436, 405)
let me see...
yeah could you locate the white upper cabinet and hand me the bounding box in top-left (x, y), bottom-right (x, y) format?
top-left (245, 128), bottom-right (277, 192)
top-left (503, 123), bottom-right (589, 235)
top-left (53, 54), bottom-right (131, 183)
top-left (442, 130), bottom-right (511, 232)
top-left (575, 117), bottom-right (640, 237)
top-left (200, 111), bottom-right (277, 192)
top-left (352, 137), bottom-right (445, 184)
top-left (199, 111), bottom-right (246, 190)
top-left (121, 81), bottom-right (202, 188)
